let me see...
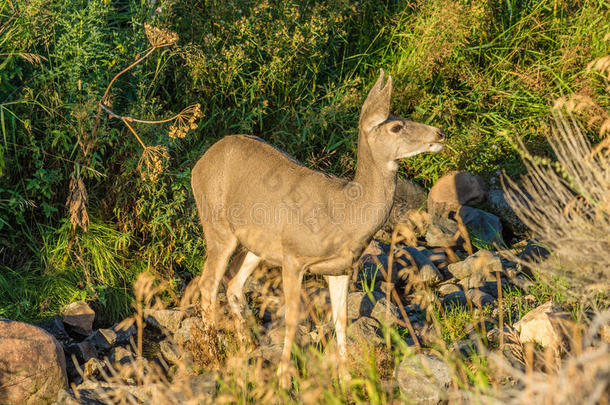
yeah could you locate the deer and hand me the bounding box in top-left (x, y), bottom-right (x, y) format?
top-left (190, 69), bottom-right (445, 385)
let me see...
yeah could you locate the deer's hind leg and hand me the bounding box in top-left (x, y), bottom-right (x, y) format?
top-left (226, 251), bottom-right (261, 319)
top-left (199, 228), bottom-right (238, 323)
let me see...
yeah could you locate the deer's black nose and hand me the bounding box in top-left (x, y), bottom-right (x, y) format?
top-left (437, 130), bottom-right (446, 141)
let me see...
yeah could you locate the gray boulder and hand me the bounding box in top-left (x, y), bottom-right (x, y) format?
top-left (61, 301), bottom-right (95, 335)
top-left (448, 250), bottom-right (503, 280)
top-left (428, 171), bottom-right (487, 215)
top-left (395, 353), bottom-right (452, 405)
top-left (457, 206), bottom-right (503, 246)
top-left (347, 317), bottom-right (384, 345)
top-left (143, 309), bottom-right (186, 333)
top-left (487, 189), bottom-right (528, 235)
top-left (371, 297), bottom-right (401, 326)
top-left (402, 246), bottom-right (443, 284)
top-left (0, 320), bottom-right (68, 405)
top-left (347, 291), bottom-right (383, 320)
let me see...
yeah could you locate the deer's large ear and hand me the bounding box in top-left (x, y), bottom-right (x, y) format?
top-left (359, 69), bottom-right (393, 133)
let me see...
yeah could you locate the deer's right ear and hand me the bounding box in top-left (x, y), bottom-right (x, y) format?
top-left (359, 69), bottom-right (393, 133)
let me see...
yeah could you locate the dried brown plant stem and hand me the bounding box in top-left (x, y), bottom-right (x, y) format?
top-left (99, 102), bottom-right (193, 127)
top-left (121, 118), bottom-right (146, 149)
top-left (101, 47), bottom-right (156, 103)
top-left (495, 271), bottom-right (505, 352)
top-left (91, 46), bottom-right (157, 142)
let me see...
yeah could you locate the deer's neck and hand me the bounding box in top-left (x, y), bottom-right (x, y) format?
top-left (348, 135), bottom-right (397, 237)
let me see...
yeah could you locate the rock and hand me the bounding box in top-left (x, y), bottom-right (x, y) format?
top-left (159, 340), bottom-right (182, 365)
top-left (402, 246), bottom-right (443, 284)
top-left (175, 317), bottom-right (205, 346)
top-left (250, 344), bottom-right (283, 363)
top-left (519, 240), bottom-right (550, 276)
top-left (68, 341), bottom-right (98, 363)
top-left (480, 278), bottom-right (509, 298)
top-left (513, 301), bottom-right (570, 353)
top-left (36, 316), bottom-right (69, 342)
top-left (110, 346), bottom-right (133, 366)
top-left (447, 250), bottom-right (503, 280)
top-left (264, 325), bottom-right (284, 346)
top-left (428, 171), bottom-right (487, 215)
top-left (438, 283), bottom-right (462, 296)
top-left (347, 317), bottom-right (384, 345)
top-left (385, 178), bottom-right (428, 229)
top-left (61, 301), bottom-right (95, 335)
top-left (0, 319), bottom-right (68, 405)
top-left (83, 358), bottom-right (105, 380)
top-left (358, 240), bottom-right (397, 288)
top-left (53, 388), bottom-right (82, 405)
top-left (425, 216), bottom-right (459, 247)
top-left (520, 240), bottom-right (550, 262)
top-left (371, 297), bottom-right (401, 326)
top-left (347, 291), bottom-right (383, 319)
top-left (395, 210), bottom-right (432, 240)
top-left (487, 189), bottom-right (528, 235)
top-left (88, 328), bottom-right (117, 351)
top-left (395, 353), bottom-right (452, 405)
top-left (466, 289), bottom-right (495, 308)
top-left (504, 272), bottom-right (534, 291)
top-left (143, 309), bottom-right (186, 333)
top-left (442, 291), bottom-right (468, 308)
top-left (458, 276), bottom-right (480, 290)
top-left (414, 247), bottom-right (448, 270)
top-left (68, 373), bottom-right (216, 404)
top-left (263, 322), bottom-right (310, 347)
top-left (409, 290), bottom-right (439, 312)
top-left (169, 373), bottom-right (216, 403)
top-left (457, 206), bottom-right (503, 246)
top-left (112, 323), bottom-right (137, 345)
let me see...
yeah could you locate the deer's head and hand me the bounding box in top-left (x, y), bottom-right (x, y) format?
top-left (358, 69), bottom-right (445, 169)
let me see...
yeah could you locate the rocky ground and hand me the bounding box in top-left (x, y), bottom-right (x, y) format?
top-left (1, 171), bottom-right (606, 404)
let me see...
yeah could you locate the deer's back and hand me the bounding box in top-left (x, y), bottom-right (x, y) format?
top-left (192, 135), bottom-right (356, 265)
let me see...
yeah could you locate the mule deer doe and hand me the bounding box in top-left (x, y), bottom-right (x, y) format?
top-left (191, 69), bottom-right (445, 384)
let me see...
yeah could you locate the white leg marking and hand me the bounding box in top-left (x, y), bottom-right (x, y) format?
top-left (329, 275), bottom-right (350, 360)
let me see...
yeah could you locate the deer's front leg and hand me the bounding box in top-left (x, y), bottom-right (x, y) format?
top-left (329, 275), bottom-right (350, 362)
top-left (278, 256), bottom-right (305, 388)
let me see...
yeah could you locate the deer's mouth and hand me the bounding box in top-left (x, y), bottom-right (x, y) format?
top-left (428, 142), bottom-right (444, 152)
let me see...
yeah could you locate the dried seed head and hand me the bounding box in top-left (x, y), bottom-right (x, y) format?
top-left (66, 175), bottom-right (89, 231)
top-left (169, 103), bottom-right (202, 139)
top-left (144, 23), bottom-right (179, 48)
top-left (138, 145), bottom-right (169, 182)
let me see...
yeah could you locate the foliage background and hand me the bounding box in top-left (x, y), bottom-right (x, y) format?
top-left (0, 0), bottom-right (608, 322)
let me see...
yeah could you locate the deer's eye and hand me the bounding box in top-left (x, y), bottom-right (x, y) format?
top-left (390, 124), bottom-right (403, 133)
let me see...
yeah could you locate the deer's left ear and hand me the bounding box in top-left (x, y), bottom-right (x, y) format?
top-left (360, 73), bottom-right (392, 133)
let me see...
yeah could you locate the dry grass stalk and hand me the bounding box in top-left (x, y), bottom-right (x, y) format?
top-left (487, 311), bottom-right (610, 405)
top-left (502, 111), bottom-right (610, 288)
top-left (0, 52), bottom-right (47, 64)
